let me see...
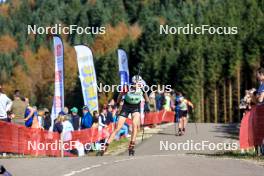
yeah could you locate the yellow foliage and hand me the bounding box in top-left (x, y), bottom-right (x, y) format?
top-left (129, 23), bottom-right (142, 40)
top-left (92, 22), bottom-right (142, 56)
top-left (158, 17), bottom-right (166, 25)
top-left (0, 4), bottom-right (9, 17)
top-left (0, 35), bottom-right (18, 53)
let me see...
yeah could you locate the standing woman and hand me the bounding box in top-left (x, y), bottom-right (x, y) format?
top-left (102, 75), bottom-right (149, 156)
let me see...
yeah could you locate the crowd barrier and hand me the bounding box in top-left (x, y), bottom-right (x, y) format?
top-left (239, 105), bottom-right (264, 149)
top-left (0, 110), bottom-right (175, 157)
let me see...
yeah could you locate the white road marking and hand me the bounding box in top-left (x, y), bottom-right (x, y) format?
top-left (62, 158), bottom-right (135, 176)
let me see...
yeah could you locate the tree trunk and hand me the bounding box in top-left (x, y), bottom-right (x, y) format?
top-left (201, 87), bottom-right (205, 122)
top-left (228, 79), bottom-right (233, 123)
top-left (205, 97), bottom-right (210, 123)
top-left (223, 80), bottom-right (227, 123)
top-left (237, 67), bottom-right (241, 122)
top-left (214, 86), bottom-right (218, 123)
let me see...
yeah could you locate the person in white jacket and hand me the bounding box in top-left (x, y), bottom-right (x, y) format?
top-left (62, 116), bottom-right (74, 142)
top-left (0, 84), bottom-right (12, 122)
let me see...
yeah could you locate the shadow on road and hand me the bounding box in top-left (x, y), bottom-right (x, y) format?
top-left (210, 123), bottom-right (240, 140)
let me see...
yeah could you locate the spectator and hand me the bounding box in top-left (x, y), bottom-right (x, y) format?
top-left (113, 115), bottom-right (130, 140)
top-left (163, 92), bottom-right (171, 111)
top-left (149, 91), bottom-right (156, 112)
top-left (70, 107), bottom-right (80, 131)
top-left (63, 107), bottom-right (69, 114)
top-left (53, 112), bottom-right (64, 134)
top-left (24, 101), bottom-right (37, 128)
top-left (11, 90), bottom-right (27, 125)
top-left (63, 106), bottom-right (71, 120)
top-left (155, 91), bottom-right (163, 111)
top-left (92, 111), bottom-right (99, 128)
top-left (81, 105), bottom-right (93, 129)
top-left (43, 108), bottom-right (51, 130)
top-left (99, 108), bottom-right (107, 131)
top-left (62, 115), bottom-right (74, 141)
top-left (256, 67), bottom-right (264, 103)
top-left (6, 111), bottom-right (14, 123)
top-left (0, 84), bottom-right (12, 122)
top-left (105, 105), bottom-right (113, 125)
top-left (31, 107), bottom-right (43, 129)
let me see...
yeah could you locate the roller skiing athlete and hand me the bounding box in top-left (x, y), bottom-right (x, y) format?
top-left (100, 75), bottom-right (149, 156)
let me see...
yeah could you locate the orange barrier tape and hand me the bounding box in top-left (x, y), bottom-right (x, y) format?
top-left (0, 110), bottom-right (175, 156)
top-left (239, 105), bottom-right (264, 149)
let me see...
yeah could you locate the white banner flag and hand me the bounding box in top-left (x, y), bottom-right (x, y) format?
top-left (118, 49), bottom-right (130, 85)
top-left (51, 36), bottom-right (64, 128)
top-left (74, 45), bottom-right (98, 112)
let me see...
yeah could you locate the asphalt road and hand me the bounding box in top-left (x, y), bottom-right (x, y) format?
top-left (1, 123), bottom-right (264, 176)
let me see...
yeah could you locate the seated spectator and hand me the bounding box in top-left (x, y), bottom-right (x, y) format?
top-left (115, 123), bottom-right (129, 140)
top-left (112, 110), bottom-right (130, 140)
top-left (81, 106), bottom-right (93, 129)
top-left (70, 107), bottom-right (80, 131)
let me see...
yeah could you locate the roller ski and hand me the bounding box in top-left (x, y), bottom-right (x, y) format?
top-left (128, 141), bottom-right (135, 156)
top-left (97, 143), bottom-right (109, 156)
top-left (178, 129), bottom-right (183, 136)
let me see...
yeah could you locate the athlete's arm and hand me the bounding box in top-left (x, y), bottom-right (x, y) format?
top-left (117, 93), bottom-right (123, 104)
top-left (143, 92), bottom-right (149, 103)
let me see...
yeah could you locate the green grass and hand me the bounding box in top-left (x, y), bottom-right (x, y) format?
top-left (107, 137), bottom-right (130, 153)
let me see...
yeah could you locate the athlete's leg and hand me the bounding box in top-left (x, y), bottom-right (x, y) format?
top-left (106, 116), bottom-right (127, 144)
top-left (183, 116), bottom-right (188, 132)
top-left (131, 112), bottom-right (140, 142)
top-left (128, 112), bottom-right (140, 155)
top-left (178, 118), bottom-right (183, 135)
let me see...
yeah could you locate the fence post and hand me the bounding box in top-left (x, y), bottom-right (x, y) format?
top-left (60, 132), bottom-right (64, 158)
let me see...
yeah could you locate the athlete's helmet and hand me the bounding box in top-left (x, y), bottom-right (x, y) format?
top-left (132, 75), bottom-right (143, 84)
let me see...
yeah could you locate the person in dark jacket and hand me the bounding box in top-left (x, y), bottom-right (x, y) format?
top-left (70, 107), bottom-right (80, 131)
top-left (105, 105), bottom-right (113, 125)
top-left (43, 109), bottom-right (51, 130)
top-left (53, 112), bottom-right (64, 134)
